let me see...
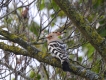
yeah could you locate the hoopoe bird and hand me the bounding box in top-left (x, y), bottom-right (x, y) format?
top-left (46, 32), bottom-right (71, 72)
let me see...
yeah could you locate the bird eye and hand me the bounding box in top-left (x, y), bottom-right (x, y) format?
top-left (50, 36), bottom-right (52, 37)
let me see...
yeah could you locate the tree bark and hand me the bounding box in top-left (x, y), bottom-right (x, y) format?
top-left (53, 0), bottom-right (106, 61)
top-left (0, 28), bottom-right (103, 80)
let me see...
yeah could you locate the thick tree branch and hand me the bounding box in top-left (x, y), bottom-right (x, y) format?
top-left (0, 28), bottom-right (39, 55)
top-left (0, 37), bottom-right (103, 79)
top-left (0, 42), bottom-right (28, 56)
top-left (53, 0), bottom-right (106, 61)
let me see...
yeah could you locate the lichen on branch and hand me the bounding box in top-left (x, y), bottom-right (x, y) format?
top-left (53, 0), bottom-right (106, 62)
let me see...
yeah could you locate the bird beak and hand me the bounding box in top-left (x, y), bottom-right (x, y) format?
top-left (61, 31), bottom-right (66, 34)
top-left (57, 32), bottom-right (65, 35)
top-left (45, 36), bottom-right (50, 39)
top-left (45, 36), bottom-right (48, 39)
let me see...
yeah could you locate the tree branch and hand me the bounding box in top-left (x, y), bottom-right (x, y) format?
top-left (0, 28), bottom-right (40, 55)
top-left (0, 36), bottom-right (103, 79)
top-left (53, 0), bottom-right (106, 62)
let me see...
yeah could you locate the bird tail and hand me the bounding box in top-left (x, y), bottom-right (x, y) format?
top-left (62, 61), bottom-right (71, 72)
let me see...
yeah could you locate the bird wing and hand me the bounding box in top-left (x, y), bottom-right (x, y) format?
top-left (48, 41), bottom-right (67, 54)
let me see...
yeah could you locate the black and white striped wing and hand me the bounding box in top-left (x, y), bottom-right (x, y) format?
top-left (48, 41), bottom-right (68, 61)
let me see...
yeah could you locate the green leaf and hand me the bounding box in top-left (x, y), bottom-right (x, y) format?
top-left (91, 59), bottom-right (101, 73)
top-left (49, 0), bottom-right (59, 11)
top-left (58, 10), bottom-right (66, 17)
top-left (30, 21), bottom-right (40, 36)
top-left (29, 70), bottom-right (36, 78)
top-left (40, 0), bottom-right (45, 10)
top-left (93, 0), bottom-right (104, 9)
top-left (82, 43), bottom-right (95, 58)
top-left (36, 74), bottom-right (41, 80)
top-left (37, 0), bottom-right (45, 10)
top-left (78, 56), bottom-right (83, 62)
top-left (97, 26), bottom-right (106, 37)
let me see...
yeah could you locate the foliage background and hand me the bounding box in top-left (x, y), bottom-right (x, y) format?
top-left (0, 0), bottom-right (106, 80)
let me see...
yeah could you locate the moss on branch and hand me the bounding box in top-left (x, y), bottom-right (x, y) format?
top-left (0, 42), bottom-right (28, 55)
top-left (0, 28), bottom-right (39, 54)
top-left (0, 26), bottom-right (104, 79)
top-left (0, 41), bottom-right (103, 80)
top-left (53, 0), bottom-right (106, 61)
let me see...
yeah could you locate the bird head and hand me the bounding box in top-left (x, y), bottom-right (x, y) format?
top-left (46, 32), bottom-right (62, 43)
